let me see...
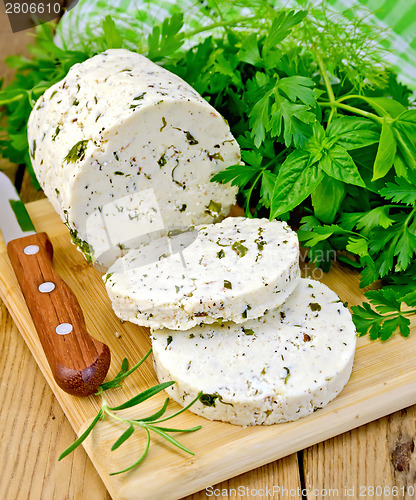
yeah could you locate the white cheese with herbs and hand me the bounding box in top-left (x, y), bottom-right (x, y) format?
top-left (104, 217), bottom-right (300, 330)
top-left (151, 278), bottom-right (356, 426)
top-left (27, 49), bottom-right (240, 266)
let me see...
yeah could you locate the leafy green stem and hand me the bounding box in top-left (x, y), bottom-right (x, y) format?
top-left (335, 94), bottom-right (397, 122)
top-left (314, 50), bottom-right (336, 103)
top-left (314, 50), bottom-right (379, 127)
top-left (244, 170), bottom-right (263, 217)
top-left (403, 207), bottom-right (416, 229)
top-left (314, 55), bottom-right (383, 125)
top-left (58, 410), bottom-right (103, 461)
top-left (265, 148), bottom-right (289, 167)
top-left (0, 93), bottom-right (26, 106)
top-left (336, 93), bottom-right (384, 109)
top-left (97, 348), bottom-right (152, 393)
top-left (59, 354), bottom-right (202, 475)
top-left (183, 15), bottom-right (262, 39)
top-left (319, 101), bottom-right (383, 123)
top-left (368, 309), bottom-right (416, 320)
top-left (327, 107), bottom-right (336, 127)
top-left (151, 392), bottom-right (203, 423)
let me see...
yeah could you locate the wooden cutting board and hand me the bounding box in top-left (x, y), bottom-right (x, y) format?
top-left (1, 198), bottom-right (415, 500)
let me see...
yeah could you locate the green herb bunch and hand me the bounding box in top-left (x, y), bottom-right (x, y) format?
top-left (0, 2), bottom-right (276, 186)
top-left (1, 1), bottom-right (415, 340)
top-left (167, 4), bottom-right (416, 341)
top-left (59, 349), bottom-right (201, 475)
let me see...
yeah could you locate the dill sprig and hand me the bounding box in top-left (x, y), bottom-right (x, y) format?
top-left (285, 0), bottom-right (391, 91)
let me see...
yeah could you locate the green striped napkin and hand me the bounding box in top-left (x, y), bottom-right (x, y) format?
top-left (54, 0), bottom-right (416, 89)
top-left (328, 0), bottom-right (416, 89)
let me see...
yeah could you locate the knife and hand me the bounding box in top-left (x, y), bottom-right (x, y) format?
top-left (0, 171), bottom-right (111, 397)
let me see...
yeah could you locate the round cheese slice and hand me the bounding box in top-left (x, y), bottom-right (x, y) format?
top-left (151, 278), bottom-right (356, 425)
top-left (104, 217), bottom-right (300, 330)
top-left (27, 49), bottom-right (240, 266)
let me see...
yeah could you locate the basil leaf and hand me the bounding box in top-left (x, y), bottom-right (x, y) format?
top-left (393, 153), bottom-right (409, 179)
top-left (395, 109), bottom-right (416, 143)
top-left (396, 109), bottom-right (416, 128)
top-left (372, 118), bottom-right (396, 180)
top-left (393, 127), bottom-right (416, 170)
top-left (311, 175), bottom-right (346, 224)
top-left (363, 96), bottom-right (406, 118)
top-left (326, 117), bottom-right (379, 150)
top-left (304, 122), bottom-right (325, 164)
top-left (270, 149), bottom-right (323, 218)
top-left (320, 145), bottom-right (365, 187)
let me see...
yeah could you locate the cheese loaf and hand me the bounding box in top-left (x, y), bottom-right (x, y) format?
top-left (104, 217), bottom-right (300, 330)
top-left (27, 49), bottom-right (240, 266)
top-left (151, 278), bottom-right (356, 425)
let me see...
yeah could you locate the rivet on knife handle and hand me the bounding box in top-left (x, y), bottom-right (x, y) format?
top-left (7, 232), bottom-right (111, 397)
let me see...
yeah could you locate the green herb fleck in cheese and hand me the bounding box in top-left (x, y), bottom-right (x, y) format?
top-left (64, 140), bottom-right (89, 163)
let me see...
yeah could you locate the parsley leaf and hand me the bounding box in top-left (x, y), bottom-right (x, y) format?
top-left (354, 207), bottom-right (395, 234)
top-left (367, 210), bottom-right (416, 276)
top-left (247, 73), bottom-right (316, 148)
top-left (270, 150), bottom-right (323, 218)
top-left (352, 288), bottom-right (415, 341)
top-left (379, 173), bottom-right (416, 205)
top-left (297, 223), bottom-right (345, 247)
top-left (211, 163), bottom-right (259, 187)
top-left (262, 9), bottom-right (307, 56)
top-left (102, 15), bottom-right (123, 49)
top-left (277, 75), bottom-right (316, 107)
top-left (147, 13), bottom-right (185, 62)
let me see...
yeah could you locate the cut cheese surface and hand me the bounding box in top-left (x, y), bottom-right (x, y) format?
top-left (27, 49), bottom-right (240, 266)
top-left (105, 217), bottom-right (300, 330)
top-left (151, 278), bottom-right (356, 426)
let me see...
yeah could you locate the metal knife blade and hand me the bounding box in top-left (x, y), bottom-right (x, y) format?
top-left (0, 171), bottom-right (111, 396)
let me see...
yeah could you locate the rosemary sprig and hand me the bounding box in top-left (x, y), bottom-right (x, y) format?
top-left (58, 348), bottom-right (202, 475)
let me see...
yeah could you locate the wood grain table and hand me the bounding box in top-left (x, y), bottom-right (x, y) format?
top-left (1, 5), bottom-right (416, 499)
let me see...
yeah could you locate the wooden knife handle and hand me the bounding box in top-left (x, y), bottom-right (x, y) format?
top-left (7, 232), bottom-right (111, 397)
